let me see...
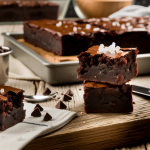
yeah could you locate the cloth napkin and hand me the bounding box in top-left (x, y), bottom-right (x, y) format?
top-left (0, 102), bottom-right (77, 150)
top-left (109, 5), bottom-right (150, 18)
top-left (9, 55), bottom-right (41, 80)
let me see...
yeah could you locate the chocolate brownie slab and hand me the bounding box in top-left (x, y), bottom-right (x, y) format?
top-left (24, 20), bottom-right (112, 56)
top-left (77, 44), bottom-right (139, 85)
top-left (84, 81), bottom-right (133, 113)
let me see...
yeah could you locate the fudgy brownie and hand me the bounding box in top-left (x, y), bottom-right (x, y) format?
top-left (84, 81), bottom-right (133, 113)
top-left (0, 1), bottom-right (58, 22)
top-left (77, 45), bottom-right (139, 85)
top-left (24, 20), bottom-right (112, 56)
top-left (0, 85), bottom-right (25, 131)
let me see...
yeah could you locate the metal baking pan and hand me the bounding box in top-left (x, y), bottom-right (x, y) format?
top-left (2, 32), bottom-right (150, 85)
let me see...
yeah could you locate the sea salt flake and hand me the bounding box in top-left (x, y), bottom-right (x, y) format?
top-left (112, 22), bottom-right (117, 26)
top-left (86, 24), bottom-right (91, 29)
top-left (121, 24), bottom-right (126, 29)
top-left (73, 27), bottom-right (77, 32)
top-left (56, 21), bottom-right (62, 27)
top-left (128, 26), bottom-right (133, 30)
top-left (1, 88), bottom-right (4, 93)
top-left (98, 42), bottom-right (120, 54)
top-left (93, 28), bottom-right (99, 31)
top-left (126, 22), bottom-right (130, 26)
top-left (116, 22), bottom-right (120, 27)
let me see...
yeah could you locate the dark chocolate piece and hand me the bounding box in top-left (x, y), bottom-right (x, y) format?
top-left (43, 87), bottom-right (51, 95)
top-left (0, 85), bottom-right (25, 131)
top-left (34, 104), bottom-right (43, 111)
top-left (0, 1), bottom-right (58, 22)
top-left (77, 46), bottom-right (139, 85)
top-left (63, 94), bottom-right (72, 101)
top-left (66, 89), bottom-right (74, 97)
top-left (84, 81), bottom-right (133, 113)
top-left (43, 113), bottom-right (52, 121)
top-left (55, 101), bottom-right (67, 109)
top-left (31, 107), bottom-right (41, 117)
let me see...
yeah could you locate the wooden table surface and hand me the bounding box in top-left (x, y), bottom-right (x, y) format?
top-left (1, 24), bottom-right (150, 150)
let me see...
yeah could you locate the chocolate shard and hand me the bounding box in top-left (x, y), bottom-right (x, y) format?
top-left (43, 87), bottom-right (51, 95)
top-left (55, 101), bottom-right (67, 109)
top-left (31, 107), bottom-right (41, 117)
top-left (63, 94), bottom-right (72, 101)
top-left (65, 89), bottom-right (74, 96)
top-left (34, 104), bottom-right (43, 111)
top-left (43, 113), bottom-right (52, 121)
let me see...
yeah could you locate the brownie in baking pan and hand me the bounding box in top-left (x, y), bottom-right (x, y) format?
top-left (0, 85), bottom-right (25, 131)
top-left (77, 44), bottom-right (139, 85)
top-left (84, 81), bottom-right (133, 113)
top-left (0, 1), bottom-right (58, 22)
top-left (24, 19), bottom-right (114, 56)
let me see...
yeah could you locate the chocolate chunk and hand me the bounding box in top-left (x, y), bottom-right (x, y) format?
top-left (43, 87), bottom-right (51, 95)
top-left (31, 107), bottom-right (41, 117)
top-left (55, 101), bottom-right (67, 109)
top-left (34, 104), bottom-right (43, 111)
top-left (43, 113), bottom-right (52, 121)
top-left (66, 89), bottom-right (74, 96)
top-left (63, 94), bottom-right (72, 101)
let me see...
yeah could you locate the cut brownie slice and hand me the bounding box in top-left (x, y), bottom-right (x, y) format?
top-left (77, 45), bottom-right (139, 85)
top-left (24, 19), bottom-right (112, 56)
top-left (84, 81), bottom-right (133, 113)
top-left (0, 85), bottom-right (25, 131)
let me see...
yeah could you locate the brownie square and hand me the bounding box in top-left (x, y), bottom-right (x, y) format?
top-left (84, 81), bottom-right (133, 113)
top-left (0, 85), bottom-right (25, 131)
top-left (77, 46), bottom-right (139, 85)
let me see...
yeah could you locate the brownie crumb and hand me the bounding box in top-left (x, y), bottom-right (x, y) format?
top-left (57, 97), bottom-right (60, 99)
top-left (66, 89), bottom-right (74, 96)
top-left (81, 112), bottom-right (84, 115)
top-left (34, 104), bottom-right (43, 111)
top-left (63, 94), bottom-right (72, 101)
top-left (31, 108), bottom-right (41, 117)
top-left (43, 113), bottom-right (52, 121)
top-left (43, 87), bottom-right (51, 95)
top-left (79, 89), bottom-right (81, 90)
top-left (55, 101), bottom-right (67, 109)
top-left (61, 93), bottom-right (64, 95)
top-left (133, 101), bottom-right (135, 104)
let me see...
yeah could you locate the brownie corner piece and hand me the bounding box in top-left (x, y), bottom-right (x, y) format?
top-left (0, 85), bottom-right (25, 131)
top-left (83, 81), bottom-right (133, 113)
top-left (77, 45), bottom-right (139, 85)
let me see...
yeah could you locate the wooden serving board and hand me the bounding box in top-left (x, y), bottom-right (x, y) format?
top-left (17, 39), bottom-right (78, 63)
top-left (18, 76), bottom-right (150, 150)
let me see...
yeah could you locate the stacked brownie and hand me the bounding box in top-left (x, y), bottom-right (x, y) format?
top-left (77, 43), bottom-right (139, 113)
top-left (0, 85), bottom-right (25, 131)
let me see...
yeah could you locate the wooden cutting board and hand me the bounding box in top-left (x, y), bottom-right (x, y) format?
top-left (17, 39), bottom-right (78, 63)
top-left (22, 77), bottom-right (150, 150)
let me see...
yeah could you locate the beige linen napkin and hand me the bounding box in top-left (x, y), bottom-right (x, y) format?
top-left (9, 55), bottom-right (41, 80)
top-left (0, 102), bottom-right (77, 150)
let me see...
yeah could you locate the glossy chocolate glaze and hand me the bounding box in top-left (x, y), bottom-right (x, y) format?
top-left (86, 45), bottom-right (135, 58)
top-left (0, 84), bottom-right (24, 95)
top-left (26, 19), bottom-right (107, 36)
top-left (0, 1), bottom-right (58, 6)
